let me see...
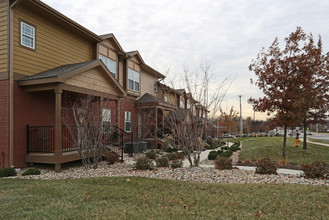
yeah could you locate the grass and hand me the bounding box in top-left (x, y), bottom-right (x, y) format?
top-left (239, 137), bottom-right (329, 164)
top-left (0, 177), bottom-right (328, 219)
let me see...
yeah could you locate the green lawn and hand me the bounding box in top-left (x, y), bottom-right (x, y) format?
top-left (239, 137), bottom-right (329, 164)
top-left (0, 177), bottom-right (328, 219)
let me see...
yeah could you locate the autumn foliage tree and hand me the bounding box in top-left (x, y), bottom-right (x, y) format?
top-left (249, 27), bottom-right (329, 158)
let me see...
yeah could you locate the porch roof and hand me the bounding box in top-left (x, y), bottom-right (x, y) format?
top-left (136, 93), bottom-right (175, 110)
top-left (18, 60), bottom-right (126, 99)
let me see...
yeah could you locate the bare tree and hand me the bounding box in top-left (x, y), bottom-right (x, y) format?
top-left (164, 62), bottom-right (232, 167)
top-left (63, 94), bottom-right (105, 169)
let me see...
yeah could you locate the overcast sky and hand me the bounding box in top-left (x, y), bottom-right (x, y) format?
top-left (43, 0), bottom-right (329, 120)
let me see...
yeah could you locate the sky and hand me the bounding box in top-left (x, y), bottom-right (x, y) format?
top-left (43, 0), bottom-right (329, 120)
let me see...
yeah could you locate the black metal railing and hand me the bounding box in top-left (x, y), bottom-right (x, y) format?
top-left (27, 125), bottom-right (55, 153)
top-left (27, 125), bottom-right (133, 161)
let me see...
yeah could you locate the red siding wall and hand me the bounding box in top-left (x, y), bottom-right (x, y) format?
top-left (0, 80), bottom-right (9, 168)
top-left (14, 82), bottom-right (55, 167)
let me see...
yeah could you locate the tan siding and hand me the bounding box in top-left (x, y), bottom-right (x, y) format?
top-left (119, 61), bottom-right (123, 86)
top-left (0, 0), bottom-right (7, 72)
top-left (108, 50), bottom-right (116, 60)
top-left (65, 68), bottom-right (118, 95)
top-left (13, 5), bottom-right (93, 76)
top-left (166, 93), bottom-right (177, 106)
top-left (127, 61), bottom-right (133, 69)
top-left (140, 70), bottom-right (157, 97)
top-left (98, 45), bottom-right (107, 56)
top-left (131, 56), bottom-right (139, 63)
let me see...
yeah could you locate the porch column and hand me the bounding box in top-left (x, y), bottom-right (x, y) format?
top-left (54, 89), bottom-right (62, 172)
top-left (155, 107), bottom-right (158, 144)
top-left (116, 99), bottom-right (120, 129)
top-left (162, 109), bottom-right (165, 135)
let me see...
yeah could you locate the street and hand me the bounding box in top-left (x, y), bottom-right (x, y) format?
top-left (301, 132), bottom-right (329, 142)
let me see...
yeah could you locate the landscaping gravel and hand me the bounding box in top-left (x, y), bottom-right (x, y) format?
top-left (13, 161), bottom-right (329, 186)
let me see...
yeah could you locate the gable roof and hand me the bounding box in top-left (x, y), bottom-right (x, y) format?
top-left (18, 60), bottom-right (126, 96)
top-left (136, 93), bottom-right (166, 104)
top-left (99, 33), bottom-right (126, 54)
top-left (127, 51), bottom-right (165, 79)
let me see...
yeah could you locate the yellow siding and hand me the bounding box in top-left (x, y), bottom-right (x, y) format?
top-left (140, 70), bottom-right (157, 97)
top-left (119, 61), bottom-right (123, 86)
top-left (166, 92), bottom-right (177, 106)
top-left (0, 0), bottom-right (7, 73)
top-left (13, 5), bottom-right (93, 76)
top-left (65, 68), bottom-right (118, 95)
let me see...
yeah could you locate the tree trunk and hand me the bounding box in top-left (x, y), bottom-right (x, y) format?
top-left (282, 125), bottom-right (287, 159)
top-left (303, 119), bottom-right (307, 150)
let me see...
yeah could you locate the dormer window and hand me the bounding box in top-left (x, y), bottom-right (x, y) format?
top-left (99, 54), bottom-right (117, 78)
top-left (128, 68), bottom-right (140, 92)
top-left (20, 21), bottom-right (35, 49)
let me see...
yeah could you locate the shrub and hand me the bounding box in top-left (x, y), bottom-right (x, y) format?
top-left (22, 168), bottom-right (41, 176)
top-left (208, 151), bottom-right (219, 160)
top-left (170, 160), bottom-right (183, 169)
top-left (0, 167), bottom-right (17, 177)
top-left (156, 157), bottom-right (170, 168)
top-left (166, 152), bottom-right (185, 161)
top-left (135, 156), bottom-right (154, 170)
top-left (221, 146), bottom-right (228, 151)
top-left (301, 160), bottom-right (327, 179)
top-left (105, 151), bottom-right (120, 165)
top-left (145, 150), bottom-right (157, 159)
top-left (255, 156), bottom-right (277, 175)
top-left (215, 156), bottom-right (233, 170)
top-left (219, 150), bottom-right (233, 158)
top-left (165, 147), bottom-right (178, 153)
top-left (229, 145), bottom-right (241, 152)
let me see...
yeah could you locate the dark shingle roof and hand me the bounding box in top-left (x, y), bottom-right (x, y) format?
top-left (167, 109), bottom-right (190, 121)
top-left (19, 60), bottom-right (98, 81)
top-left (136, 93), bottom-right (165, 104)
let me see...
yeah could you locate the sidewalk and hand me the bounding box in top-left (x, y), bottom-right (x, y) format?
top-left (307, 140), bottom-right (329, 147)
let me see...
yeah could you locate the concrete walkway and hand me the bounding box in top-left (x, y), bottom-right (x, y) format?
top-left (307, 140), bottom-right (329, 147)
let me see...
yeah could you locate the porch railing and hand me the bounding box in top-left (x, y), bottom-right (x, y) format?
top-left (26, 125), bottom-right (132, 161)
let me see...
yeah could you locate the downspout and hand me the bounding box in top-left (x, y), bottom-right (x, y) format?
top-left (8, 0), bottom-right (21, 167)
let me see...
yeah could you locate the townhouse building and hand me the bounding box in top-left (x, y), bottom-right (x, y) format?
top-left (0, 0), bottom-right (207, 171)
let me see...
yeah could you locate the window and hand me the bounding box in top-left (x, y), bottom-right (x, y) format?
top-left (164, 95), bottom-right (168, 102)
top-left (180, 100), bottom-right (184, 109)
top-left (154, 82), bottom-right (158, 92)
top-left (125, 111), bottom-right (131, 132)
top-left (102, 109), bottom-right (111, 133)
top-left (99, 54), bottom-right (117, 78)
top-left (128, 68), bottom-right (140, 92)
top-left (21, 21), bottom-right (35, 49)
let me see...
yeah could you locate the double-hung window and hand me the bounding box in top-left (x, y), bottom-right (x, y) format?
top-left (128, 68), bottom-right (140, 92)
top-left (102, 109), bottom-right (111, 133)
top-left (125, 111), bottom-right (131, 132)
top-left (99, 54), bottom-right (117, 78)
top-left (21, 21), bottom-right (35, 49)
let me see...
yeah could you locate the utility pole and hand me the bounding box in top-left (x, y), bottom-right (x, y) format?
top-left (239, 95), bottom-right (243, 136)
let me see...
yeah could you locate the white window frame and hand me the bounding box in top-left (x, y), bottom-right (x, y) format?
top-left (180, 100), bottom-right (185, 109)
top-left (102, 109), bottom-right (111, 133)
top-left (21, 21), bottom-right (35, 49)
top-left (125, 111), bottom-right (132, 132)
top-left (128, 68), bottom-right (140, 92)
top-left (99, 54), bottom-right (117, 78)
top-left (164, 95), bottom-right (168, 102)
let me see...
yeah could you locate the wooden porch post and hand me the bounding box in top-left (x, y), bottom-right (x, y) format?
top-left (116, 99), bottom-right (120, 129)
top-left (162, 109), bottom-right (165, 135)
top-left (155, 107), bottom-right (158, 145)
top-left (54, 89), bottom-right (62, 172)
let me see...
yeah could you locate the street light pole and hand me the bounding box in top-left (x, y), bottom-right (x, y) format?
top-left (239, 95), bottom-right (243, 137)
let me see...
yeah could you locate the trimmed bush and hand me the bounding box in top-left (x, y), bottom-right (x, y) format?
top-left (221, 146), bottom-right (228, 151)
top-left (255, 156), bottom-right (277, 175)
top-left (135, 156), bottom-right (154, 170)
top-left (145, 150), bottom-right (157, 159)
top-left (0, 167), bottom-right (17, 177)
top-left (166, 152), bottom-right (185, 161)
top-left (156, 157), bottom-right (170, 168)
top-left (166, 147), bottom-right (178, 153)
top-left (219, 150), bottom-right (233, 158)
top-left (208, 151), bottom-right (219, 160)
top-left (301, 160), bottom-right (327, 179)
top-left (214, 156), bottom-right (232, 170)
top-left (229, 145), bottom-right (241, 152)
top-left (170, 160), bottom-right (183, 169)
top-left (22, 168), bottom-right (41, 176)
